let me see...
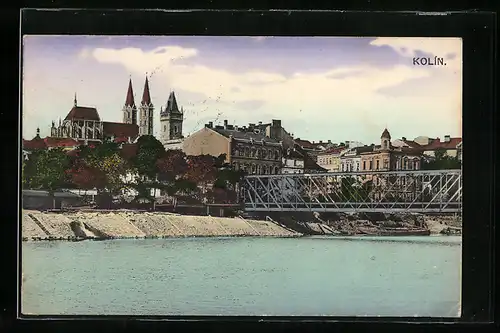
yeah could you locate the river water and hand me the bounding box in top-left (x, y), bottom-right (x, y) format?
top-left (21, 236), bottom-right (461, 317)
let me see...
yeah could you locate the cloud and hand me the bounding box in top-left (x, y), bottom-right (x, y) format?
top-left (90, 45), bottom-right (430, 107)
top-left (86, 41), bottom-right (461, 141)
top-left (77, 48), bottom-right (91, 59)
top-left (370, 37), bottom-right (462, 72)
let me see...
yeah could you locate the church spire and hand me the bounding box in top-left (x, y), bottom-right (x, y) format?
top-left (164, 91), bottom-right (180, 114)
top-left (125, 78), bottom-right (135, 107)
top-left (141, 75), bottom-right (152, 106)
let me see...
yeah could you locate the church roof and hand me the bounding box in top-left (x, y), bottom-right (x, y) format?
top-left (141, 76), bottom-right (152, 106)
top-left (162, 91), bottom-right (181, 115)
top-left (102, 121), bottom-right (139, 139)
top-left (125, 78), bottom-right (135, 106)
top-left (64, 106), bottom-right (101, 121)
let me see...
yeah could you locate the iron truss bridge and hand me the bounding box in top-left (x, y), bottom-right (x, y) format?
top-left (242, 170), bottom-right (462, 213)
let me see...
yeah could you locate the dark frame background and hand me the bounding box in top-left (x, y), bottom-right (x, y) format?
top-left (4, 8), bottom-right (496, 333)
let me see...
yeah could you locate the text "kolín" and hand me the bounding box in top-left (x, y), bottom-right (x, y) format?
top-left (413, 57), bottom-right (446, 66)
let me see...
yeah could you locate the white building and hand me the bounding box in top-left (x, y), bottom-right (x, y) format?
top-left (340, 145), bottom-right (374, 172)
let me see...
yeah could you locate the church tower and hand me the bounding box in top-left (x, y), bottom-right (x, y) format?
top-left (381, 128), bottom-right (391, 150)
top-left (139, 76), bottom-right (154, 136)
top-left (122, 78), bottom-right (137, 125)
top-left (160, 91), bottom-right (184, 145)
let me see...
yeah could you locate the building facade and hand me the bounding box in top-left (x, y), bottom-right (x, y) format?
top-left (48, 80), bottom-right (142, 145)
top-left (317, 147), bottom-right (345, 172)
top-left (360, 129), bottom-right (423, 172)
top-left (183, 120), bottom-right (283, 175)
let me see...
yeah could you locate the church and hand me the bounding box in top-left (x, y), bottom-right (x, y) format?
top-left (24, 76), bottom-right (187, 150)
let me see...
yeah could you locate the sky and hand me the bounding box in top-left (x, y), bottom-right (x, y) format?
top-left (22, 36), bottom-right (462, 144)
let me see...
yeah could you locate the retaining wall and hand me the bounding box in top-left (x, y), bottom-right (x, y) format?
top-left (21, 210), bottom-right (300, 241)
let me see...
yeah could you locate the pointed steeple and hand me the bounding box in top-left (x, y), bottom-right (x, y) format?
top-left (165, 91), bottom-right (180, 113)
top-left (381, 128), bottom-right (391, 139)
top-left (125, 78), bottom-right (135, 106)
top-left (74, 93), bottom-right (77, 107)
top-left (141, 76), bottom-right (152, 106)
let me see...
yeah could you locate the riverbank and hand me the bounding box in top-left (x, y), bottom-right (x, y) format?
top-left (246, 211), bottom-right (462, 237)
top-left (22, 210), bottom-right (301, 241)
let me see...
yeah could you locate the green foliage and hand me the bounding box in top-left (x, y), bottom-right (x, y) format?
top-left (340, 177), bottom-right (371, 202)
top-left (29, 148), bottom-right (71, 192)
top-left (133, 135), bottom-right (166, 178)
top-left (421, 148), bottom-right (461, 170)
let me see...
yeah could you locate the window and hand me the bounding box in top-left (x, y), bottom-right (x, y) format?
top-left (174, 125), bottom-right (178, 134)
top-left (363, 161), bottom-right (366, 170)
top-left (356, 162), bottom-right (360, 171)
top-left (376, 160), bottom-right (380, 170)
top-left (369, 161), bottom-right (373, 170)
top-left (164, 125), bottom-right (166, 131)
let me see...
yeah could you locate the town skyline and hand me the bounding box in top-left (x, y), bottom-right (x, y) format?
top-left (22, 35), bottom-right (462, 143)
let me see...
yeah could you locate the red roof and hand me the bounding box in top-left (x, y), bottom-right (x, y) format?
top-left (102, 122), bottom-right (139, 139)
top-left (64, 106), bottom-right (100, 121)
top-left (125, 78), bottom-right (135, 106)
top-left (43, 137), bottom-right (79, 148)
top-left (141, 76), bottom-right (152, 105)
top-left (22, 136), bottom-right (46, 150)
top-left (423, 137), bottom-right (462, 150)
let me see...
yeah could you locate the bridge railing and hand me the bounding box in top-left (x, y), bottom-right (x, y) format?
top-left (242, 169), bottom-right (462, 213)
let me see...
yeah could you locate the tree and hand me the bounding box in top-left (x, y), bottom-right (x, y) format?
top-left (133, 135), bottom-right (166, 179)
top-left (66, 161), bottom-right (107, 190)
top-left (22, 151), bottom-right (41, 189)
top-left (30, 148), bottom-right (71, 192)
top-left (156, 149), bottom-right (188, 182)
top-left (185, 154), bottom-right (218, 184)
top-left (421, 148), bottom-right (461, 170)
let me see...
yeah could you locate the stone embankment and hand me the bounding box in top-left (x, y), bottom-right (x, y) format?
top-left (21, 210), bottom-right (301, 241)
top-left (255, 211), bottom-right (462, 236)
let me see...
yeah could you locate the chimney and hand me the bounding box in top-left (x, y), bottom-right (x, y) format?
top-left (272, 119), bottom-right (281, 128)
top-left (224, 120), bottom-right (228, 129)
top-left (319, 140), bottom-right (323, 144)
top-left (258, 121), bottom-right (262, 125)
top-left (328, 140), bottom-right (331, 144)
top-left (234, 125), bottom-right (239, 131)
top-left (208, 121), bottom-right (213, 128)
top-left (402, 137), bottom-right (406, 141)
top-left (444, 135), bottom-right (450, 142)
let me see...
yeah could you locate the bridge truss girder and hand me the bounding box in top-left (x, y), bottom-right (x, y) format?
top-left (242, 170), bottom-right (462, 213)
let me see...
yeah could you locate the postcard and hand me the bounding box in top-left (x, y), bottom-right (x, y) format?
top-left (21, 35), bottom-right (462, 317)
